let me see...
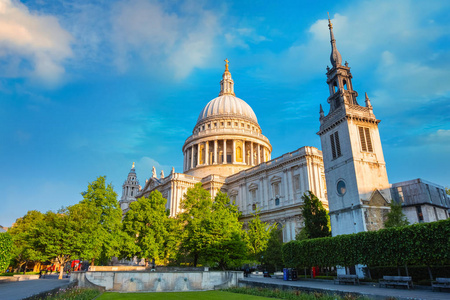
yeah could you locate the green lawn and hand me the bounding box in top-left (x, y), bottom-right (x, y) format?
top-left (98, 291), bottom-right (273, 300)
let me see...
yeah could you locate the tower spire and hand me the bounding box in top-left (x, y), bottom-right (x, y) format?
top-left (219, 58), bottom-right (235, 96)
top-left (328, 13), bottom-right (342, 68)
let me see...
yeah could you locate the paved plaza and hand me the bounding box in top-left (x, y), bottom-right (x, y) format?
top-left (240, 277), bottom-right (450, 300)
top-left (0, 275), bottom-right (70, 300)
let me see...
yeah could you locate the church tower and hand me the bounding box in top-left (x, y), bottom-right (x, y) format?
top-left (317, 16), bottom-right (391, 236)
top-left (119, 162), bottom-right (141, 213)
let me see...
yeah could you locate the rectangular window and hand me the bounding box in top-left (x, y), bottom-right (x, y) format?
top-left (330, 131), bottom-right (341, 159)
top-left (358, 126), bottom-right (373, 152)
top-left (416, 206), bottom-right (424, 223)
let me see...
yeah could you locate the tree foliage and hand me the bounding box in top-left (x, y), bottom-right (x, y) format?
top-left (283, 219), bottom-right (450, 269)
top-left (245, 208), bottom-right (276, 262)
top-left (0, 232), bottom-right (12, 272)
top-left (384, 201), bottom-right (409, 228)
top-left (177, 184), bottom-right (247, 268)
top-left (33, 203), bottom-right (103, 279)
top-left (80, 176), bottom-right (122, 264)
top-left (263, 227), bottom-right (283, 271)
top-left (122, 191), bottom-right (178, 265)
top-left (7, 210), bottom-right (45, 272)
top-left (301, 191), bottom-right (330, 239)
top-left (201, 192), bottom-right (246, 270)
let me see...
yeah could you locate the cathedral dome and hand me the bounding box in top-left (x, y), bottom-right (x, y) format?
top-left (182, 59), bottom-right (272, 179)
top-left (197, 94), bottom-right (258, 125)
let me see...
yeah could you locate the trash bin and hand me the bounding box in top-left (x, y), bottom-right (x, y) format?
top-left (291, 268), bottom-right (298, 281)
top-left (283, 268), bottom-right (289, 281)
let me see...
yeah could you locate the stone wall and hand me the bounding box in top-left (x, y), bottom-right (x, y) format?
top-left (71, 271), bottom-right (243, 292)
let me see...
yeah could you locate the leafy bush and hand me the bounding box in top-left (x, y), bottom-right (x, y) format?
top-left (223, 287), bottom-right (369, 300)
top-left (283, 219), bottom-right (450, 269)
top-left (30, 287), bottom-right (100, 300)
top-left (0, 232), bottom-right (12, 272)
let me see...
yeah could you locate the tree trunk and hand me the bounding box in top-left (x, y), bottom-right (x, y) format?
top-left (367, 266), bottom-right (372, 280)
top-left (404, 264), bottom-right (409, 277)
top-left (397, 266), bottom-right (401, 276)
top-left (194, 254), bottom-right (198, 267)
top-left (427, 265), bottom-right (433, 281)
top-left (23, 260), bottom-right (28, 274)
top-left (58, 263), bottom-right (65, 280)
top-left (91, 258), bottom-right (95, 267)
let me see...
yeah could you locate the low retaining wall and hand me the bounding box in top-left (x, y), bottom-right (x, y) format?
top-left (71, 271), bottom-right (243, 292)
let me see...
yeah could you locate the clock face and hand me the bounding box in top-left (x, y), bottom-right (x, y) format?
top-left (337, 180), bottom-right (346, 196)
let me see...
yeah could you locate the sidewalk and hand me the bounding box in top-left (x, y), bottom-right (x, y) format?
top-left (240, 277), bottom-right (450, 300)
top-left (0, 275), bottom-right (70, 300)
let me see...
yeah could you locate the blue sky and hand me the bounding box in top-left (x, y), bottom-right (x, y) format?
top-left (1, 0), bottom-right (449, 227)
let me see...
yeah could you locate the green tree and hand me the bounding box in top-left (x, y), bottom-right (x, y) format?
top-left (33, 204), bottom-right (103, 279)
top-left (263, 227), bottom-right (283, 271)
top-left (384, 201), bottom-right (410, 228)
top-left (201, 192), bottom-right (247, 270)
top-left (245, 208), bottom-right (276, 262)
top-left (446, 187), bottom-right (450, 196)
top-left (301, 191), bottom-right (330, 239)
top-left (8, 210), bottom-right (45, 273)
top-left (80, 176), bottom-right (122, 265)
top-left (178, 183), bottom-right (213, 267)
top-left (122, 191), bottom-right (177, 266)
top-left (0, 232), bottom-right (12, 272)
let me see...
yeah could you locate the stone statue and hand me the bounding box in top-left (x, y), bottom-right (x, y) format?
top-left (160, 170), bottom-right (164, 179)
top-left (152, 166), bottom-right (156, 178)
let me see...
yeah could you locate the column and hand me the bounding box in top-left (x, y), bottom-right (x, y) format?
top-left (223, 139), bottom-right (227, 164)
top-left (197, 143), bottom-right (200, 167)
top-left (283, 169), bottom-right (289, 203)
top-left (250, 142), bottom-right (254, 166)
top-left (205, 141), bottom-right (209, 165)
top-left (257, 144), bottom-right (261, 164)
top-left (262, 147), bottom-right (266, 162)
top-left (190, 146), bottom-right (194, 169)
top-left (242, 140), bottom-right (246, 165)
top-left (232, 140), bottom-right (236, 163)
top-left (214, 140), bottom-right (218, 164)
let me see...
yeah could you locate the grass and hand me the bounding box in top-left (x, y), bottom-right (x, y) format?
top-left (0, 272), bottom-right (40, 276)
top-left (98, 291), bottom-right (272, 300)
top-left (224, 287), bottom-right (371, 300)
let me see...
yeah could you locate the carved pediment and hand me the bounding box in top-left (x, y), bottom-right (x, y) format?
top-left (270, 175), bottom-right (282, 183)
top-left (248, 183), bottom-right (258, 191)
top-left (229, 189), bottom-right (238, 196)
top-left (365, 189), bottom-right (389, 207)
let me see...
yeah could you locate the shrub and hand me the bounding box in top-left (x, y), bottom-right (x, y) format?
top-left (0, 232), bottom-right (12, 272)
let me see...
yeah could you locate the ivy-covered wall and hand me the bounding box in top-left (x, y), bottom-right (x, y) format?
top-left (283, 219), bottom-right (450, 268)
top-left (0, 232), bottom-right (12, 272)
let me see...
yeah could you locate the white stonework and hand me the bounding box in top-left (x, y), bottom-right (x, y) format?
top-left (119, 163), bottom-right (141, 213)
top-left (133, 60), bottom-right (327, 242)
top-left (317, 18), bottom-right (391, 236)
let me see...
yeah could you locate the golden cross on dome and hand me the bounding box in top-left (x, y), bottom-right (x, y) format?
top-left (224, 58), bottom-right (229, 71)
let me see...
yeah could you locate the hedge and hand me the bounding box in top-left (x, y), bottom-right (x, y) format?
top-left (282, 219), bottom-right (450, 268)
top-left (0, 232), bottom-right (12, 272)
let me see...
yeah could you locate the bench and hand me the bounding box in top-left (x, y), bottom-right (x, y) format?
top-left (379, 276), bottom-right (413, 289)
top-left (432, 278), bottom-right (450, 292)
top-left (334, 274), bottom-right (360, 285)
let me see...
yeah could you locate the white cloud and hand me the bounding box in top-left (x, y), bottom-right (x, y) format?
top-left (110, 0), bottom-right (221, 79)
top-left (0, 0), bottom-right (73, 86)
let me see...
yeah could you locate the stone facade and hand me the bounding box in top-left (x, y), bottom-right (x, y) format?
top-left (119, 163), bottom-right (141, 213)
top-left (133, 60), bottom-right (327, 242)
top-left (317, 17), bottom-right (391, 237)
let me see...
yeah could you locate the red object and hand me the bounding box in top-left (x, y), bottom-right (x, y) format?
top-left (312, 267), bottom-right (319, 278)
top-left (71, 260), bottom-right (81, 271)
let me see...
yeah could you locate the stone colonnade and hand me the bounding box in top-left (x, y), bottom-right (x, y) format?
top-left (184, 139), bottom-right (270, 171)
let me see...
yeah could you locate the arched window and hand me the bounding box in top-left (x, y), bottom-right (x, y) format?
top-left (333, 81), bottom-right (338, 93)
top-left (343, 80), bottom-right (348, 90)
top-left (236, 146), bottom-right (242, 161)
